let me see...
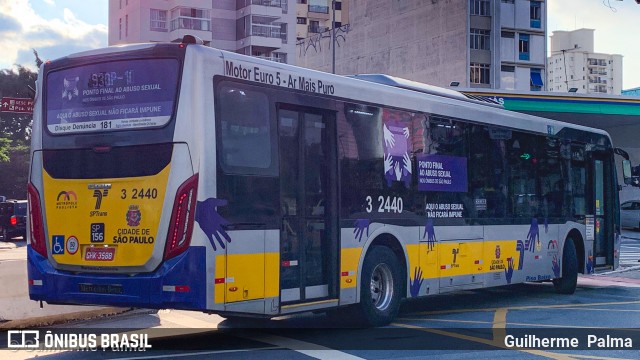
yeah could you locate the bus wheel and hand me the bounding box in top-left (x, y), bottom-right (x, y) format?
top-left (359, 246), bottom-right (402, 327)
top-left (553, 238), bottom-right (578, 294)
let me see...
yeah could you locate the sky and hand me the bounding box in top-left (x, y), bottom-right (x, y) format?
top-left (0, 0), bottom-right (639, 89)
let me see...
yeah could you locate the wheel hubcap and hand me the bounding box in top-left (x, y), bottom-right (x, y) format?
top-left (370, 263), bottom-right (393, 311)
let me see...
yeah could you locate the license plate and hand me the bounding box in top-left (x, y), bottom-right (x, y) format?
top-left (84, 246), bottom-right (116, 261)
top-left (78, 284), bottom-right (123, 294)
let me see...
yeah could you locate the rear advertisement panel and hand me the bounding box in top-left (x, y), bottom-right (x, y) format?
top-left (46, 59), bottom-right (179, 134)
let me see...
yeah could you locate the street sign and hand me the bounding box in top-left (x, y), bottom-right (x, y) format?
top-left (1, 97), bottom-right (34, 114)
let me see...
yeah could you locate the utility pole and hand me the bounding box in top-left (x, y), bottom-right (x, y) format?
top-left (332, 0), bottom-right (336, 74)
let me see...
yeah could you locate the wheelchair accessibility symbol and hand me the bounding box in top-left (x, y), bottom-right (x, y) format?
top-left (52, 235), bottom-right (65, 255)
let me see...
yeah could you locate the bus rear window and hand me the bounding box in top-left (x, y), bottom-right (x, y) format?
top-left (46, 58), bottom-right (179, 134)
top-left (216, 84), bottom-right (276, 175)
top-left (43, 144), bottom-right (173, 179)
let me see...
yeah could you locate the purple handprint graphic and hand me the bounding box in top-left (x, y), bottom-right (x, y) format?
top-left (382, 119), bottom-right (411, 188)
top-left (552, 255), bottom-right (561, 278)
top-left (526, 218), bottom-right (539, 252)
top-left (505, 257), bottom-right (514, 284)
top-left (423, 218), bottom-right (436, 251)
top-left (516, 240), bottom-right (525, 270)
top-left (353, 219), bottom-right (370, 242)
top-left (586, 250), bottom-right (594, 274)
top-left (409, 267), bottom-right (423, 298)
top-left (195, 198), bottom-right (231, 251)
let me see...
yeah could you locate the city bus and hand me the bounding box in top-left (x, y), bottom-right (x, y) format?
top-left (27, 37), bottom-right (630, 326)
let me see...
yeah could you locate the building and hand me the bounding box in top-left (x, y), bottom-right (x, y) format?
top-left (108, 0), bottom-right (346, 65)
top-left (622, 87), bottom-right (640, 97)
top-left (296, 1), bottom-right (349, 41)
top-left (297, 0), bottom-right (547, 90)
top-left (547, 28), bottom-right (623, 95)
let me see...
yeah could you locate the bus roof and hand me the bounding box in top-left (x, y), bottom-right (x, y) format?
top-left (45, 42), bottom-right (612, 144)
top-left (215, 47), bottom-right (610, 142)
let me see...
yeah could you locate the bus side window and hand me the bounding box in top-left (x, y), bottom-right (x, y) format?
top-left (214, 83), bottom-right (279, 224)
top-left (539, 137), bottom-right (564, 218)
top-left (469, 126), bottom-right (509, 219)
top-left (338, 102), bottom-right (383, 218)
top-left (217, 85), bottom-right (276, 175)
top-left (570, 144), bottom-right (587, 217)
top-left (507, 133), bottom-right (539, 218)
top-left (420, 117), bottom-right (470, 223)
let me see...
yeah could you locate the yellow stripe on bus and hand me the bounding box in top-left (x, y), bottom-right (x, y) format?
top-left (340, 247), bottom-right (362, 289)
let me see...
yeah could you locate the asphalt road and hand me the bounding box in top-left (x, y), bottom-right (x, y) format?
top-left (6, 275), bottom-right (640, 360)
top-left (3, 232), bottom-right (640, 359)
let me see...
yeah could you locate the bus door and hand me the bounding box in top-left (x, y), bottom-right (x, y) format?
top-left (589, 152), bottom-right (615, 269)
top-left (278, 106), bottom-right (338, 304)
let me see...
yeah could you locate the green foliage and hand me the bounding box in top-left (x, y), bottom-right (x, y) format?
top-left (0, 142), bottom-right (29, 199)
top-left (0, 137), bottom-right (11, 162)
top-left (0, 65), bottom-right (37, 146)
top-left (0, 65), bottom-right (36, 199)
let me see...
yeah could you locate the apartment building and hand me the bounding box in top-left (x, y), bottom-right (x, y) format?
top-left (297, 0), bottom-right (547, 90)
top-left (295, 1), bottom-right (348, 40)
top-left (547, 29), bottom-right (623, 95)
top-left (109, 0), bottom-right (346, 65)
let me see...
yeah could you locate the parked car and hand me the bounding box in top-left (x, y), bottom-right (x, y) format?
top-left (0, 200), bottom-right (27, 240)
top-left (621, 200), bottom-right (640, 230)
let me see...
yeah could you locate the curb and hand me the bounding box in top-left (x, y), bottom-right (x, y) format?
top-left (0, 242), bottom-right (17, 250)
top-left (0, 307), bottom-right (132, 330)
top-left (596, 264), bottom-right (640, 276)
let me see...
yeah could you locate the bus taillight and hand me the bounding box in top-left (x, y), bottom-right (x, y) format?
top-left (27, 183), bottom-right (47, 258)
top-left (164, 174), bottom-right (198, 260)
top-left (10, 215), bottom-right (17, 226)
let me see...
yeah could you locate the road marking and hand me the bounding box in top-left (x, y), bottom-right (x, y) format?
top-left (492, 308), bottom-right (507, 342)
top-left (115, 347), bottom-right (280, 360)
top-left (398, 317), bottom-right (492, 325)
top-left (393, 322), bottom-right (572, 359)
top-left (238, 333), bottom-right (365, 360)
top-left (400, 317), bottom-right (607, 328)
top-left (409, 300), bottom-right (640, 316)
top-left (393, 323), bottom-right (633, 360)
top-left (547, 307), bottom-right (640, 313)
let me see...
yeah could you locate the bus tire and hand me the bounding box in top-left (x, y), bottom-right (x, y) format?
top-left (553, 238), bottom-right (578, 294)
top-left (358, 246), bottom-right (402, 327)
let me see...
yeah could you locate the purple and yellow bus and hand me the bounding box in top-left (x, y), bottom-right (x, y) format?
top-left (27, 38), bottom-right (627, 326)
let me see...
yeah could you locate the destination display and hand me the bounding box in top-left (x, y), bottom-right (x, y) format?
top-left (46, 59), bottom-right (179, 134)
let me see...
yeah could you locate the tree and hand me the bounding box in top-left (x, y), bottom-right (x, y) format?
top-left (0, 143), bottom-right (29, 199)
top-left (0, 65), bottom-right (37, 199)
top-left (0, 65), bottom-right (37, 145)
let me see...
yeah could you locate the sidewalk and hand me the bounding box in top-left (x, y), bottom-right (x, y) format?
top-left (0, 240), bottom-right (125, 329)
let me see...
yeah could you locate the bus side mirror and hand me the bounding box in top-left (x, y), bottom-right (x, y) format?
top-left (622, 160), bottom-right (640, 187)
top-left (623, 160), bottom-right (632, 184)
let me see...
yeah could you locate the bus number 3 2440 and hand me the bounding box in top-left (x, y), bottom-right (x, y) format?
top-left (365, 195), bottom-right (403, 214)
top-left (120, 188), bottom-right (158, 200)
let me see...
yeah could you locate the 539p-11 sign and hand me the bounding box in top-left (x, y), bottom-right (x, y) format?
top-left (1, 97), bottom-right (34, 114)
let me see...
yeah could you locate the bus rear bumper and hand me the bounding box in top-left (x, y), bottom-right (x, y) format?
top-left (27, 246), bottom-right (207, 310)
